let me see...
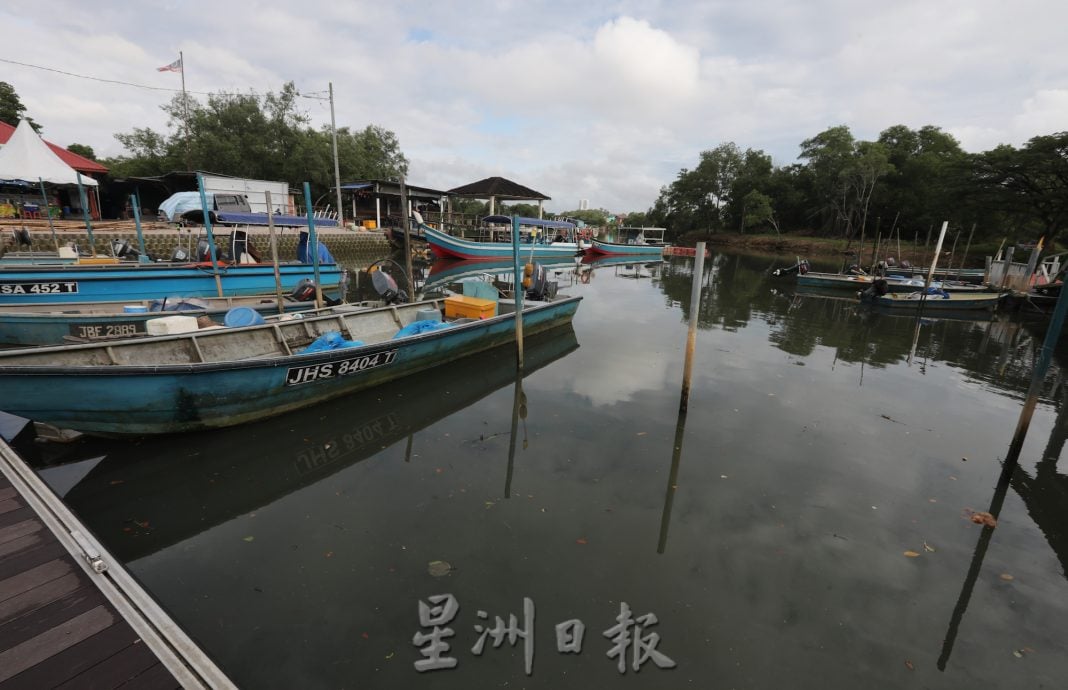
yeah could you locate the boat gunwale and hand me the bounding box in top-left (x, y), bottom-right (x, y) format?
top-left (0, 296), bottom-right (583, 375)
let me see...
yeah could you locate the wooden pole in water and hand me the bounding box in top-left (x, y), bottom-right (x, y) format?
top-left (265, 190), bottom-right (285, 314)
top-left (37, 178), bottom-right (59, 251)
top-left (909, 221), bottom-right (949, 364)
top-left (657, 241), bottom-right (706, 554)
top-left (511, 215), bottom-right (525, 370)
top-left (302, 182), bottom-right (324, 309)
top-left (399, 176), bottom-right (415, 299)
top-left (75, 172), bottom-right (96, 255)
top-left (195, 172), bottom-right (224, 297)
top-left (957, 223), bottom-right (976, 280)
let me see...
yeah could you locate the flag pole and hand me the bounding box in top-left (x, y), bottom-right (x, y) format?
top-left (181, 51), bottom-right (193, 171)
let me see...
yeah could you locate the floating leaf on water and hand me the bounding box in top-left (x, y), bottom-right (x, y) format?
top-left (427, 560), bottom-right (452, 577)
top-left (243, 536), bottom-right (255, 542)
top-left (1013, 650), bottom-right (1023, 658)
top-left (923, 542), bottom-right (936, 552)
top-left (1000, 573), bottom-right (1015, 582)
top-left (904, 660), bottom-right (914, 670)
top-left (636, 432), bottom-right (647, 436)
top-left (903, 550), bottom-right (921, 558)
top-left (970, 511), bottom-right (998, 528)
top-left (576, 538), bottom-right (588, 545)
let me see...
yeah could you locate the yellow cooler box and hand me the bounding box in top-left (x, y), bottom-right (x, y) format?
top-left (444, 295), bottom-right (497, 319)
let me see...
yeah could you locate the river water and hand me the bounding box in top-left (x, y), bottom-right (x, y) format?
top-left (34, 251), bottom-right (1068, 689)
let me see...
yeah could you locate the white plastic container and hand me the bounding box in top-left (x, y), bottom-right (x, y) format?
top-left (145, 315), bottom-right (200, 336)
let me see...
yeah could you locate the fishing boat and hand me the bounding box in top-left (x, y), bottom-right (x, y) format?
top-left (423, 257), bottom-right (578, 294)
top-left (0, 293), bottom-right (330, 346)
top-left (797, 271), bottom-right (989, 293)
top-left (0, 261), bottom-right (344, 304)
top-left (585, 227), bottom-right (666, 257)
top-left (0, 295), bottom-right (582, 436)
top-left (41, 325), bottom-right (578, 560)
top-left (422, 217), bottom-right (588, 260)
top-left (859, 285), bottom-right (1006, 311)
top-left (585, 238), bottom-right (665, 257)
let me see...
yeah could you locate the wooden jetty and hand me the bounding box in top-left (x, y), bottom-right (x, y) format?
top-left (0, 422), bottom-right (234, 688)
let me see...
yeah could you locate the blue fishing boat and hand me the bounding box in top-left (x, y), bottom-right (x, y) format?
top-left (424, 257), bottom-right (579, 293)
top-left (859, 288), bottom-right (1006, 312)
top-left (424, 218), bottom-right (588, 260)
top-left (0, 293), bottom-right (332, 346)
top-left (0, 295), bottom-right (582, 436)
top-left (585, 238), bottom-right (665, 257)
top-left (0, 261), bottom-right (344, 304)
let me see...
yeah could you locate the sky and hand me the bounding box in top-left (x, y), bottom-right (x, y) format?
top-left (2, 1), bottom-right (1066, 214)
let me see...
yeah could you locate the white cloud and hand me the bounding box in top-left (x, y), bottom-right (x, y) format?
top-left (3, 1), bottom-right (1067, 212)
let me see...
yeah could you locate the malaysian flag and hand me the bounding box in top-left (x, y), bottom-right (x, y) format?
top-left (157, 57), bottom-right (183, 73)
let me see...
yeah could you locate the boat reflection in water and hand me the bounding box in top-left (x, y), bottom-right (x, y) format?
top-left (49, 325), bottom-right (579, 562)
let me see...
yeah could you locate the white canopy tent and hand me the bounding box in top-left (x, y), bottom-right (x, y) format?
top-left (0, 119), bottom-right (98, 186)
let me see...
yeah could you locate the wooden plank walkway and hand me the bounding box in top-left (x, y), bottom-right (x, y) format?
top-left (0, 472), bottom-right (179, 689)
top-left (0, 432), bottom-right (234, 689)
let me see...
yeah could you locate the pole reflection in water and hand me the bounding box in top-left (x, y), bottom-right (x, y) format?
top-left (940, 274), bottom-right (1068, 670)
top-left (504, 374), bottom-right (528, 499)
top-left (658, 242), bottom-right (706, 554)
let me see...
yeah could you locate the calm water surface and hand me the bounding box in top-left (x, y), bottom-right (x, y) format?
top-left (36, 251), bottom-right (1068, 689)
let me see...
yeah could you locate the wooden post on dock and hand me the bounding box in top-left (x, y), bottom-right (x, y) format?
top-left (658, 241), bottom-right (706, 554)
top-left (957, 224), bottom-right (976, 280)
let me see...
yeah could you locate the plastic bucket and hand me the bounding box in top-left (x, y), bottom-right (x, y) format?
top-left (224, 306), bottom-right (266, 328)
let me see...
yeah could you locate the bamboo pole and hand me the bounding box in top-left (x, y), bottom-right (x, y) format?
top-left (957, 223), bottom-right (976, 280)
top-left (400, 177), bottom-right (415, 299)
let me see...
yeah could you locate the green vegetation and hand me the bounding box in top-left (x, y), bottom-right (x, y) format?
top-left (645, 125), bottom-right (1068, 249)
top-left (0, 81), bottom-right (41, 133)
top-left (103, 82), bottom-right (408, 201)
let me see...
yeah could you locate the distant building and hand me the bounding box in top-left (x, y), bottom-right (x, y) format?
top-left (579, 199), bottom-right (589, 210)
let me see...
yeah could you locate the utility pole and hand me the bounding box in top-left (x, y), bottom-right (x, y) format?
top-left (329, 82), bottom-right (343, 225)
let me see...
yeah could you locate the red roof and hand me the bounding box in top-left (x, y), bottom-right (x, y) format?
top-left (0, 120), bottom-right (109, 175)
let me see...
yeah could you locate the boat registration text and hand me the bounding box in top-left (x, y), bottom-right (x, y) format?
top-left (285, 349), bottom-right (399, 385)
top-left (0, 281), bottom-right (79, 295)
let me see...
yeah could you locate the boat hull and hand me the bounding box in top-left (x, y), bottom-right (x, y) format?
top-left (586, 239), bottom-right (665, 257)
top-left (0, 263), bottom-right (344, 304)
top-left (860, 291), bottom-right (1006, 311)
top-left (0, 297), bottom-right (581, 435)
top-left (0, 296), bottom-right (320, 346)
top-left (424, 226), bottom-right (584, 260)
top-left (798, 272), bottom-right (989, 293)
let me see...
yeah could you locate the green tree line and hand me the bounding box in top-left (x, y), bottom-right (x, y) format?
top-left (642, 125), bottom-right (1068, 247)
top-left (104, 82), bottom-right (408, 201)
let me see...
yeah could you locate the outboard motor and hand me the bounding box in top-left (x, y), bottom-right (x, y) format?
top-left (370, 268), bottom-right (408, 305)
top-left (290, 278), bottom-right (318, 303)
top-left (798, 260), bottom-right (809, 275)
top-left (171, 247), bottom-right (189, 262)
top-left (196, 239), bottom-right (211, 262)
top-left (523, 262), bottom-right (549, 300)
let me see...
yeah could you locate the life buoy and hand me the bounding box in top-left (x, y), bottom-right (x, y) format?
top-left (579, 269), bottom-right (591, 284)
